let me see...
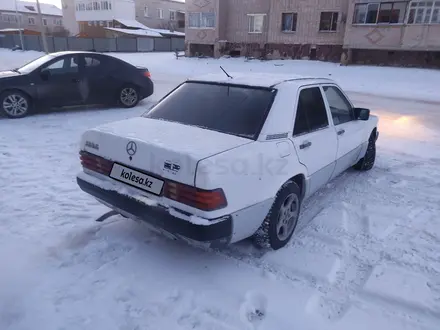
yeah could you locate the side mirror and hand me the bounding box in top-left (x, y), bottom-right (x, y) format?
top-left (40, 69), bottom-right (50, 81)
top-left (353, 107), bottom-right (370, 121)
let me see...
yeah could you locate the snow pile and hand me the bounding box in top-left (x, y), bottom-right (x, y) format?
top-left (1, 48), bottom-right (440, 103)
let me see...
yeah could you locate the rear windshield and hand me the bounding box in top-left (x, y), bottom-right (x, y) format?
top-left (143, 82), bottom-right (276, 140)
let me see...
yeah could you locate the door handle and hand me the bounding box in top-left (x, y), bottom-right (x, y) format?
top-left (299, 141), bottom-right (312, 149)
top-left (337, 129), bottom-right (345, 136)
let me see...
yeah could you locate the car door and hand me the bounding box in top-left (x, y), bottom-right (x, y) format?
top-left (322, 85), bottom-right (365, 179)
top-left (289, 86), bottom-right (338, 198)
top-left (82, 55), bottom-right (119, 104)
top-left (36, 54), bottom-right (83, 107)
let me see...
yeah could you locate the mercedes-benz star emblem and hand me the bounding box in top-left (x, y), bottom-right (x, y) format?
top-left (126, 141), bottom-right (137, 160)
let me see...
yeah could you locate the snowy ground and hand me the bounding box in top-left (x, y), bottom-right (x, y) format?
top-left (1, 49), bottom-right (440, 330)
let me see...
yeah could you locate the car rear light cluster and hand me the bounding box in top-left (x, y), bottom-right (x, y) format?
top-left (164, 181), bottom-right (227, 211)
top-left (143, 70), bottom-right (151, 78)
top-left (80, 151), bottom-right (113, 176)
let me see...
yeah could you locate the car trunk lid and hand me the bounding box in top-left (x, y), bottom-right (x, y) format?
top-left (80, 117), bottom-right (252, 187)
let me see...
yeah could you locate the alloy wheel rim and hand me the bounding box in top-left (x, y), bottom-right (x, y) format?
top-left (120, 88), bottom-right (138, 106)
top-left (276, 193), bottom-right (299, 241)
top-left (3, 94), bottom-right (28, 117)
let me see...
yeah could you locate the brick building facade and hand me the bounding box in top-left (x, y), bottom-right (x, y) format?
top-left (185, 0), bottom-right (440, 68)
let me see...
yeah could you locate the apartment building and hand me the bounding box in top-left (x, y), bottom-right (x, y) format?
top-left (344, 0), bottom-right (440, 67)
top-left (61, 0), bottom-right (135, 36)
top-left (185, 0), bottom-right (440, 67)
top-left (62, 0), bottom-right (185, 36)
top-left (135, 0), bottom-right (185, 32)
top-left (0, 0), bottom-right (64, 35)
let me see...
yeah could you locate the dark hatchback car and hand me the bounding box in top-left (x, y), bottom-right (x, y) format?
top-left (0, 51), bottom-right (154, 118)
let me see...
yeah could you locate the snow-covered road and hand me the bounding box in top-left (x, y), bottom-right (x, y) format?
top-left (1, 50), bottom-right (440, 330)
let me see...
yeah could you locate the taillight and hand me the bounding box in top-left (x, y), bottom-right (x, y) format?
top-left (143, 70), bottom-right (151, 78)
top-left (80, 151), bottom-right (113, 176)
top-left (164, 181), bottom-right (227, 211)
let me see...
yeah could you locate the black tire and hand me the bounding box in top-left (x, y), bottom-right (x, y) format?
top-left (354, 131), bottom-right (376, 171)
top-left (118, 85), bottom-right (140, 108)
top-left (253, 181), bottom-right (301, 250)
top-left (0, 90), bottom-right (31, 118)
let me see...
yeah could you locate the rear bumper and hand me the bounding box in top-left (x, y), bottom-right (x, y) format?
top-left (77, 176), bottom-right (232, 245)
top-left (139, 79), bottom-right (154, 99)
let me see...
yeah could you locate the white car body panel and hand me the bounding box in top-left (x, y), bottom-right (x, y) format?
top-left (291, 127), bottom-right (338, 197)
top-left (77, 73), bottom-right (379, 247)
top-left (81, 117), bottom-right (252, 186)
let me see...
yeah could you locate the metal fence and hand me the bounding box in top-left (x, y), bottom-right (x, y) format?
top-left (0, 34), bottom-right (185, 53)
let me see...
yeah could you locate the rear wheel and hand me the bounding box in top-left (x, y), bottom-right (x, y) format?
top-left (253, 181), bottom-right (301, 250)
top-left (354, 131), bottom-right (376, 171)
top-left (1, 90), bottom-right (31, 118)
top-left (118, 85), bottom-right (139, 108)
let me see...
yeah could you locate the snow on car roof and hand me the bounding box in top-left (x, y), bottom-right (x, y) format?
top-left (188, 72), bottom-right (332, 88)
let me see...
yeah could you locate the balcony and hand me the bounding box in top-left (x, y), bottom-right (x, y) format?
top-left (74, 0), bottom-right (135, 22)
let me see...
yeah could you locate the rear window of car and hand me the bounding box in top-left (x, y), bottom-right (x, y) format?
top-left (143, 82), bottom-right (277, 140)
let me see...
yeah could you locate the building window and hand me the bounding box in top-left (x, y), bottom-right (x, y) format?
top-left (170, 10), bottom-right (176, 21)
top-left (188, 12), bottom-right (200, 27)
top-left (86, 3), bottom-right (92, 11)
top-left (408, 1), bottom-right (440, 24)
top-left (353, 2), bottom-right (407, 24)
top-left (28, 16), bottom-right (36, 25)
top-left (319, 12), bottom-right (338, 31)
top-left (144, 6), bottom-right (149, 17)
top-left (7, 14), bottom-right (19, 23)
top-left (188, 12), bottom-right (215, 28)
top-left (201, 12), bottom-right (215, 27)
top-left (158, 8), bottom-right (164, 19)
top-left (281, 12), bottom-right (297, 32)
top-left (42, 18), bottom-right (47, 26)
top-left (248, 14), bottom-right (265, 33)
top-left (93, 2), bottom-right (100, 10)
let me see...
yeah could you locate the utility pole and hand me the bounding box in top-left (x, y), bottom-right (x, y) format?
top-left (36, 0), bottom-right (49, 53)
top-left (14, 0), bottom-right (25, 50)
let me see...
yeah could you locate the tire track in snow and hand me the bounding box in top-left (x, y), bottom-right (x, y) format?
top-left (215, 164), bottom-right (440, 329)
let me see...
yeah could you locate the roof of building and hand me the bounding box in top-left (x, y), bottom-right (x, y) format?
top-left (0, 0), bottom-right (62, 16)
top-left (0, 28), bottom-right (24, 32)
top-left (104, 27), bottom-right (163, 38)
top-left (113, 18), bottom-right (185, 37)
top-left (150, 28), bottom-right (185, 37)
top-left (114, 18), bottom-right (150, 30)
top-left (187, 72), bottom-right (334, 88)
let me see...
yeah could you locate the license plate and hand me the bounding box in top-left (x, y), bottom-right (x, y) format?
top-left (109, 163), bottom-right (164, 195)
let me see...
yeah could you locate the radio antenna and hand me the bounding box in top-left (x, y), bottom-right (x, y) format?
top-left (220, 66), bottom-right (233, 79)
